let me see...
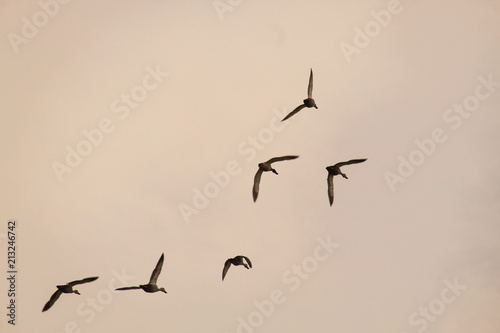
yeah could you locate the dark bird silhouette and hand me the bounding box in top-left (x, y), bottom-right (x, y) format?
top-left (42, 276), bottom-right (98, 312)
top-left (253, 155), bottom-right (299, 201)
top-left (222, 256), bottom-right (252, 281)
top-left (282, 68), bottom-right (318, 121)
top-left (115, 253), bottom-right (167, 293)
top-left (326, 159), bottom-right (367, 206)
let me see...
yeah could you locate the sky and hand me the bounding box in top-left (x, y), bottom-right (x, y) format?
top-left (1, 0), bottom-right (500, 332)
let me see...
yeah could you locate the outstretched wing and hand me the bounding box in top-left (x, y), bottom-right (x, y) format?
top-left (42, 290), bottom-right (62, 312)
top-left (334, 159), bottom-right (367, 168)
top-left (115, 286), bottom-right (141, 291)
top-left (327, 173), bottom-right (334, 206)
top-left (68, 276), bottom-right (99, 286)
top-left (307, 68), bottom-right (313, 98)
top-left (242, 256), bottom-right (252, 268)
top-left (149, 253), bottom-right (164, 285)
top-left (266, 155), bottom-right (299, 164)
top-left (253, 169), bottom-right (263, 202)
top-left (282, 104), bottom-right (306, 121)
top-left (222, 260), bottom-right (232, 281)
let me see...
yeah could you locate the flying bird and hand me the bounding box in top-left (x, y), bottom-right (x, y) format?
top-left (326, 159), bottom-right (367, 206)
top-left (282, 68), bottom-right (318, 121)
top-left (253, 155), bottom-right (299, 201)
top-left (115, 253), bottom-right (167, 293)
top-left (222, 256), bottom-right (252, 281)
top-left (42, 276), bottom-right (98, 312)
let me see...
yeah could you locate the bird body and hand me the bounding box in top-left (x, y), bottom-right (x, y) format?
top-left (253, 155), bottom-right (299, 201)
top-left (222, 256), bottom-right (252, 280)
top-left (55, 284), bottom-right (81, 294)
top-left (115, 253), bottom-right (167, 294)
top-left (257, 162), bottom-right (278, 174)
top-left (326, 159), bottom-right (367, 206)
top-left (282, 68), bottom-right (318, 121)
top-left (139, 284), bottom-right (163, 293)
top-left (42, 276), bottom-right (98, 312)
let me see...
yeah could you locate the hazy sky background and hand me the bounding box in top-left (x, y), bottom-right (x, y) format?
top-left (1, 1), bottom-right (500, 332)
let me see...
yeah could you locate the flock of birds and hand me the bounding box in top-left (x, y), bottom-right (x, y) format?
top-left (43, 68), bottom-right (366, 312)
top-left (43, 253), bottom-right (251, 311)
top-left (253, 69), bottom-right (366, 204)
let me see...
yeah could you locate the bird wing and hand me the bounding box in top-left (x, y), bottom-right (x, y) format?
top-left (266, 155), bottom-right (299, 164)
top-left (307, 68), bottom-right (313, 98)
top-left (115, 286), bottom-right (141, 291)
top-left (222, 260), bottom-right (232, 281)
top-left (149, 253), bottom-right (164, 285)
top-left (281, 104), bottom-right (306, 121)
top-left (68, 276), bottom-right (99, 286)
top-left (242, 256), bottom-right (252, 268)
top-left (42, 290), bottom-right (62, 312)
top-left (334, 158), bottom-right (367, 168)
top-left (253, 169), bottom-right (263, 202)
top-left (327, 172), bottom-right (334, 206)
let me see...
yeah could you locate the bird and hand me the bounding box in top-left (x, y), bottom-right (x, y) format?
top-left (326, 159), bottom-right (367, 206)
top-left (115, 253), bottom-right (167, 293)
top-left (222, 256), bottom-right (252, 281)
top-left (282, 68), bottom-right (318, 121)
top-left (253, 155), bottom-right (299, 201)
top-left (42, 276), bottom-right (98, 312)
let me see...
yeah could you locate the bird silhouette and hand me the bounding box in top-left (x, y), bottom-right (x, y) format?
top-left (222, 256), bottom-right (252, 281)
top-left (282, 68), bottom-right (318, 121)
top-left (253, 155), bottom-right (299, 201)
top-left (115, 253), bottom-right (167, 293)
top-left (42, 276), bottom-right (98, 312)
top-left (326, 159), bottom-right (367, 206)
